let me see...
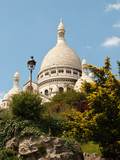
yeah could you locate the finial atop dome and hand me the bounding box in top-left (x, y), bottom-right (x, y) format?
top-left (82, 57), bottom-right (87, 66)
top-left (60, 18), bottom-right (62, 23)
top-left (57, 18), bottom-right (65, 44)
top-left (13, 70), bottom-right (20, 88)
top-left (82, 57), bottom-right (88, 76)
top-left (14, 69), bottom-right (20, 80)
top-left (57, 18), bottom-right (65, 30)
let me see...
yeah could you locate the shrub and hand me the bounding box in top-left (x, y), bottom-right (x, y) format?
top-left (63, 57), bottom-right (120, 159)
top-left (9, 91), bottom-right (44, 121)
top-left (52, 89), bottom-right (87, 107)
top-left (63, 136), bottom-right (82, 153)
top-left (0, 116), bottom-right (65, 150)
top-left (39, 116), bottom-right (66, 136)
top-left (0, 110), bottom-right (10, 121)
top-left (43, 89), bottom-right (87, 118)
top-left (0, 118), bottom-right (43, 150)
top-left (0, 149), bottom-right (22, 160)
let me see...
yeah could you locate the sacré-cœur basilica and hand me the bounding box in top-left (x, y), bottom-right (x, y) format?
top-left (1, 20), bottom-right (94, 109)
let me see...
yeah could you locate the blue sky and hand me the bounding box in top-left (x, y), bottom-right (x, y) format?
top-left (0, 0), bottom-right (120, 102)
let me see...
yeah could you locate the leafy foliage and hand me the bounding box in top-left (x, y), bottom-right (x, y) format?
top-left (63, 109), bottom-right (93, 142)
top-left (0, 110), bottom-right (10, 121)
top-left (0, 116), bottom-right (65, 150)
top-left (0, 149), bottom-right (22, 160)
top-left (9, 91), bottom-right (44, 121)
top-left (0, 119), bottom-right (14, 150)
top-left (52, 88), bottom-right (86, 106)
top-left (40, 116), bottom-right (65, 136)
top-left (63, 136), bottom-right (82, 153)
top-left (81, 141), bottom-right (101, 156)
top-left (44, 89), bottom-right (87, 118)
top-left (63, 57), bottom-right (120, 159)
top-left (36, 142), bottom-right (47, 155)
top-left (117, 61), bottom-right (120, 77)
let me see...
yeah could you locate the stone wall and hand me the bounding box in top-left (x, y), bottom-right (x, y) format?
top-left (6, 135), bottom-right (84, 160)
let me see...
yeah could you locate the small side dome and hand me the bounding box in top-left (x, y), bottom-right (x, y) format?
top-left (14, 70), bottom-right (20, 80)
top-left (3, 92), bottom-right (10, 101)
top-left (9, 87), bottom-right (21, 96)
top-left (89, 72), bottom-right (94, 80)
top-left (82, 57), bottom-right (87, 66)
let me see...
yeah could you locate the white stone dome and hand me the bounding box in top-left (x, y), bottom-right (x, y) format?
top-left (9, 87), bottom-right (21, 96)
top-left (1, 70), bottom-right (21, 109)
top-left (38, 20), bottom-right (82, 98)
top-left (89, 72), bottom-right (94, 80)
top-left (74, 57), bottom-right (94, 92)
top-left (40, 43), bottom-right (81, 71)
top-left (3, 92), bottom-right (10, 101)
top-left (40, 20), bottom-right (81, 72)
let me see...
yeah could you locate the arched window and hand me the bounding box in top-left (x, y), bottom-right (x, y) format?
top-left (40, 74), bottom-right (43, 78)
top-left (58, 69), bottom-right (64, 73)
top-left (45, 72), bottom-right (49, 76)
top-left (59, 87), bottom-right (63, 93)
top-left (67, 87), bottom-right (70, 91)
top-left (51, 70), bottom-right (56, 74)
top-left (45, 90), bottom-right (48, 96)
top-left (73, 71), bottom-right (78, 75)
top-left (66, 70), bottom-right (71, 74)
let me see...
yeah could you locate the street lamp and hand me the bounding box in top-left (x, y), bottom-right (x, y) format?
top-left (27, 56), bottom-right (36, 91)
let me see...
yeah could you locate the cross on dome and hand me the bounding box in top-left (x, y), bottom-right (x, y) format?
top-left (60, 18), bottom-right (62, 23)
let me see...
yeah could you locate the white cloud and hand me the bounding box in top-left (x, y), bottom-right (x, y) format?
top-left (102, 36), bottom-right (120, 47)
top-left (86, 46), bottom-right (92, 49)
top-left (113, 23), bottom-right (120, 28)
top-left (106, 3), bottom-right (120, 12)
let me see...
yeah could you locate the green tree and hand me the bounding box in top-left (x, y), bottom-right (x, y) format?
top-left (117, 61), bottom-right (120, 77)
top-left (63, 57), bottom-right (120, 159)
top-left (9, 91), bottom-right (44, 121)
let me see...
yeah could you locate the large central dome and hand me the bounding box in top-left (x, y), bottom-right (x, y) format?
top-left (40, 43), bottom-right (81, 71)
top-left (40, 20), bottom-right (81, 71)
top-left (37, 20), bottom-right (82, 96)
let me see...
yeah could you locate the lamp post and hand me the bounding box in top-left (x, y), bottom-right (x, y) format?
top-left (27, 56), bottom-right (36, 91)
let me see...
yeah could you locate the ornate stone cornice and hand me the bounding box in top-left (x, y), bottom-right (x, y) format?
top-left (38, 78), bottom-right (77, 86)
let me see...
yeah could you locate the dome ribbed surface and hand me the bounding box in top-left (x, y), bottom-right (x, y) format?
top-left (40, 43), bottom-right (81, 71)
top-left (3, 92), bottom-right (10, 101)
